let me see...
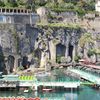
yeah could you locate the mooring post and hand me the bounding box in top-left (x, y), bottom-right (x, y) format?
top-left (34, 85), bottom-right (38, 91)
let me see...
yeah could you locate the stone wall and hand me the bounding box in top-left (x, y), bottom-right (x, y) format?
top-left (0, 13), bottom-right (39, 24)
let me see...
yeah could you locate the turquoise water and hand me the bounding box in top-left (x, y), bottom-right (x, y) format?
top-left (37, 69), bottom-right (79, 82)
top-left (0, 86), bottom-right (100, 100)
top-left (0, 69), bottom-right (100, 100)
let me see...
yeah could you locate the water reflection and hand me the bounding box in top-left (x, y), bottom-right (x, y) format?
top-left (0, 86), bottom-right (100, 100)
top-left (36, 69), bottom-right (79, 82)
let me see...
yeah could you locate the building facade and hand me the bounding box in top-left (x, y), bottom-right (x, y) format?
top-left (0, 8), bottom-right (39, 24)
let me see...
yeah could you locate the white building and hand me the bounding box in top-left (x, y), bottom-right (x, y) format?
top-left (95, 0), bottom-right (100, 12)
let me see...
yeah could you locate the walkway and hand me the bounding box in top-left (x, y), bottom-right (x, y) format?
top-left (68, 68), bottom-right (100, 85)
top-left (19, 81), bottom-right (80, 88)
top-left (80, 63), bottom-right (100, 70)
top-left (0, 75), bottom-right (80, 88)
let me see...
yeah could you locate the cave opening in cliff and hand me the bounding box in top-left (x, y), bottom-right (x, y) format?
top-left (68, 43), bottom-right (73, 60)
top-left (34, 49), bottom-right (41, 64)
top-left (7, 55), bottom-right (15, 73)
top-left (22, 56), bottom-right (29, 69)
top-left (0, 45), bottom-right (5, 73)
top-left (56, 43), bottom-right (66, 63)
top-left (34, 49), bottom-right (41, 60)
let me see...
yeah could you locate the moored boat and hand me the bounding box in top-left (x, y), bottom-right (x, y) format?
top-left (42, 88), bottom-right (54, 92)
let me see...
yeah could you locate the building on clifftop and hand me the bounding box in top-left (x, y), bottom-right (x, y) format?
top-left (95, 0), bottom-right (100, 12)
top-left (0, 7), bottom-right (39, 24)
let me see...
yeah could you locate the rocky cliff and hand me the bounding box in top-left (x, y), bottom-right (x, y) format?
top-left (0, 7), bottom-right (100, 74)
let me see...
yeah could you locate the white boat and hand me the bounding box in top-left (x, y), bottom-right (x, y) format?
top-left (24, 89), bottom-right (29, 93)
top-left (42, 88), bottom-right (54, 92)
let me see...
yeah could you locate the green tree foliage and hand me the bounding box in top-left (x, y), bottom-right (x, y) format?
top-left (0, 0), bottom-right (5, 7)
top-left (5, 0), bottom-right (18, 7)
top-left (87, 49), bottom-right (96, 57)
top-left (79, 33), bottom-right (94, 48)
top-left (0, 0), bottom-right (95, 16)
top-left (74, 55), bottom-right (81, 62)
top-left (56, 55), bottom-right (61, 63)
top-left (17, 0), bottom-right (26, 7)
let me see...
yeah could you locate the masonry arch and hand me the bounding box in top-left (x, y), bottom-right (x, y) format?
top-left (56, 43), bottom-right (66, 63)
top-left (7, 55), bottom-right (15, 73)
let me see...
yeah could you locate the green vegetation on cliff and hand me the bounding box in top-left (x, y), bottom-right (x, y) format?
top-left (37, 22), bottom-right (80, 29)
top-left (0, 0), bottom-right (95, 15)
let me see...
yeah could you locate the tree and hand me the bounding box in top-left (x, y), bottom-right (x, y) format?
top-left (5, 0), bottom-right (18, 7)
top-left (26, 0), bottom-right (35, 11)
top-left (17, 0), bottom-right (26, 7)
top-left (0, 1), bottom-right (5, 7)
top-left (79, 33), bottom-right (94, 58)
top-left (79, 33), bottom-right (93, 48)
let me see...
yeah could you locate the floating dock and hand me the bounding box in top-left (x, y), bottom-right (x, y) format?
top-left (0, 73), bottom-right (81, 89)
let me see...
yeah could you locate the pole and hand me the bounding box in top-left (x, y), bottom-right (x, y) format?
top-left (71, 88), bottom-right (73, 100)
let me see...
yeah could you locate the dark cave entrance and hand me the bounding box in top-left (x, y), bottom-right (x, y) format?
top-left (68, 43), bottom-right (74, 60)
top-left (34, 49), bottom-right (41, 65)
top-left (34, 49), bottom-right (41, 60)
top-left (56, 43), bottom-right (66, 63)
top-left (22, 56), bottom-right (28, 69)
top-left (7, 55), bottom-right (15, 73)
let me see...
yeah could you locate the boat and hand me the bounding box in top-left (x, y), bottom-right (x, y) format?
top-left (42, 88), bottom-right (54, 92)
top-left (24, 89), bottom-right (29, 93)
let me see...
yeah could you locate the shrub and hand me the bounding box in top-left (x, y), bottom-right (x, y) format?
top-left (0, 1), bottom-right (5, 7)
top-left (74, 55), bottom-right (81, 62)
top-left (60, 56), bottom-right (67, 63)
top-left (75, 7), bottom-right (85, 17)
top-left (56, 55), bottom-right (61, 63)
top-left (87, 49), bottom-right (96, 57)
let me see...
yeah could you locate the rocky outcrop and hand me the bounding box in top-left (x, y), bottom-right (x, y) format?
top-left (0, 7), bottom-right (100, 74)
top-left (0, 22), bottom-right (99, 74)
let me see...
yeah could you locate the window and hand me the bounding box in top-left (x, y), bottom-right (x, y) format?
top-left (0, 16), bottom-right (3, 22)
top-left (6, 16), bottom-right (11, 23)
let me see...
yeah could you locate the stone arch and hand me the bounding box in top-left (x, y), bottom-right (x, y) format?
top-left (22, 56), bottom-right (28, 69)
top-left (34, 49), bottom-right (41, 60)
top-left (68, 42), bottom-right (74, 60)
top-left (18, 58), bottom-right (22, 67)
top-left (56, 43), bottom-right (66, 62)
top-left (7, 55), bottom-right (15, 73)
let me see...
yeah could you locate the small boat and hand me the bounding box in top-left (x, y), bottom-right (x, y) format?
top-left (24, 89), bottom-right (29, 93)
top-left (42, 88), bottom-right (54, 92)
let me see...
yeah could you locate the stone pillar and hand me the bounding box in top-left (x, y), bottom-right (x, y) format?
top-left (72, 44), bottom-right (78, 61)
top-left (34, 85), bottom-right (38, 91)
top-left (49, 40), bottom-right (56, 62)
top-left (84, 43), bottom-right (88, 59)
top-left (13, 57), bottom-right (18, 72)
top-left (65, 43), bottom-right (69, 58)
top-left (1, 8), bottom-right (2, 13)
top-left (40, 52), bottom-right (47, 68)
top-left (72, 45), bottom-right (75, 61)
top-left (65, 35), bottom-right (70, 58)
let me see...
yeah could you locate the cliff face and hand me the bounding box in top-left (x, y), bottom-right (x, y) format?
top-left (0, 23), bottom-right (82, 73)
top-left (0, 23), bottom-right (100, 74)
top-left (0, 7), bottom-right (100, 74)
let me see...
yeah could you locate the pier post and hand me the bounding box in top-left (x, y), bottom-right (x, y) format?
top-left (34, 85), bottom-right (38, 91)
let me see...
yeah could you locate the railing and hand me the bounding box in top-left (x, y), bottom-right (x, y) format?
top-left (19, 76), bottom-right (35, 81)
top-left (69, 68), bottom-right (100, 85)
